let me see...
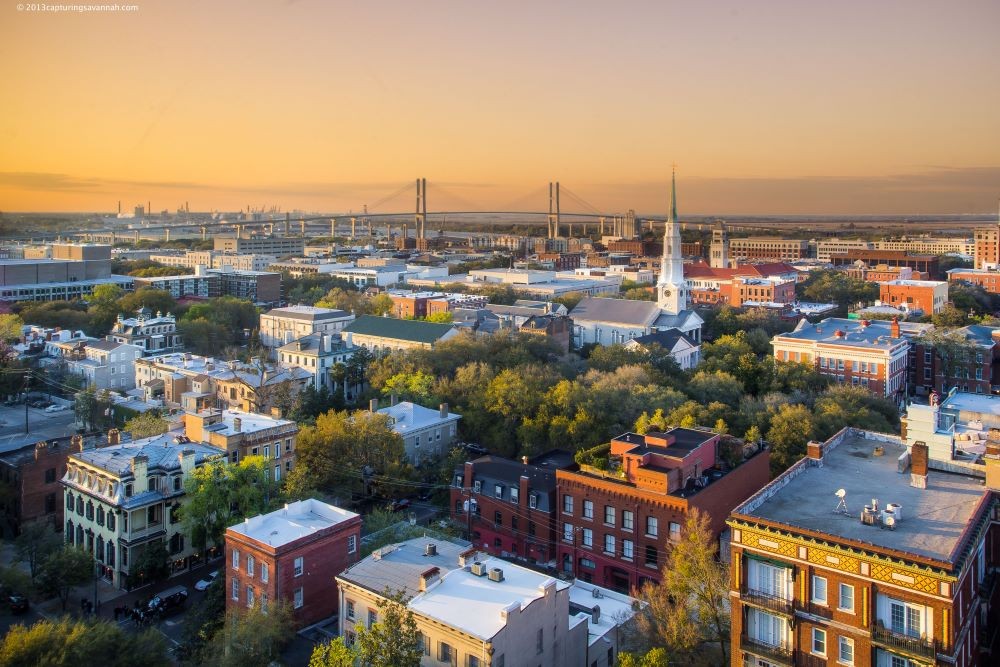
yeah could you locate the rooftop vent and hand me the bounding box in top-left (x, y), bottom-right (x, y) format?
top-left (470, 561), bottom-right (487, 577)
top-left (488, 567), bottom-right (504, 582)
top-left (424, 543), bottom-right (437, 557)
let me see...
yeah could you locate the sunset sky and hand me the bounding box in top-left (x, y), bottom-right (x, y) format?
top-left (1, 0), bottom-right (998, 215)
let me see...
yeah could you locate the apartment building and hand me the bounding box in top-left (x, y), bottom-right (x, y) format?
top-left (909, 325), bottom-right (1000, 397)
top-left (225, 499), bottom-right (360, 627)
top-left (815, 239), bottom-right (873, 263)
top-left (879, 280), bottom-right (949, 315)
top-left (214, 235), bottom-right (305, 256)
top-left (133, 267), bottom-right (281, 306)
top-left (108, 308), bottom-right (183, 356)
top-left (728, 430), bottom-right (1000, 667)
top-left (150, 251), bottom-right (277, 272)
top-left (62, 431), bottom-right (223, 589)
top-left (772, 318), bottom-right (910, 400)
top-left (947, 268), bottom-right (1000, 295)
top-left (183, 408), bottom-right (298, 479)
top-left (554, 428), bottom-right (770, 593)
top-left (873, 237), bottom-right (974, 256)
top-left (450, 451), bottom-right (574, 565)
top-left (259, 305), bottom-right (355, 350)
top-left (973, 223), bottom-right (1000, 270)
top-left (729, 238), bottom-right (810, 263)
top-left (337, 537), bottom-right (638, 667)
top-left (386, 290), bottom-right (489, 319)
top-left (845, 264), bottom-right (920, 283)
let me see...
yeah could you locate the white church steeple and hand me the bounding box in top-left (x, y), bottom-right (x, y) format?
top-left (657, 167), bottom-right (687, 315)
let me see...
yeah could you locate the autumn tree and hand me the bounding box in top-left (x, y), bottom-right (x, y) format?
top-left (0, 313), bottom-right (24, 341)
top-left (123, 411), bottom-right (170, 438)
top-left (284, 409), bottom-right (411, 501)
top-left (637, 510), bottom-right (729, 666)
top-left (0, 617), bottom-right (170, 667)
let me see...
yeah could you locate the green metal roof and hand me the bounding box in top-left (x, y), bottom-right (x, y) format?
top-left (344, 315), bottom-right (455, 344)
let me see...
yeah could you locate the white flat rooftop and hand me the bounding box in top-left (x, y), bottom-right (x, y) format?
top-left (228, 499), bottom-right (358, 548)
top-left (201, 408), bottom-right (295, 435)
top-left (408, 555), bottom-right (570, 641)
top-left (941, 392), bottom-right (1000, 418)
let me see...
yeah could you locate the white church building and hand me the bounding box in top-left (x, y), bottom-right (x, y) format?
top-left (570, 170), bottom-right (703, 350)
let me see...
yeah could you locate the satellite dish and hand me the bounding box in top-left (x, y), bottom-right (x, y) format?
top-left (835, 489), bottom-right (846, 498)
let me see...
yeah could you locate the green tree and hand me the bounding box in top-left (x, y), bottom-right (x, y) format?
top-left (637, 510), bottom-right (729, 666)
top-left (354, 589), bottom-right (423, 667)
top-left (284, 410), bottom-right (410, 500)
top-left (0, 313), bottom-right (24, 341)
top-left (117, 288), bottom-right (178, 316)
top-left (686, 370), bottom-right (744, 408)
top-left (74, 387), bottom-right (114, 432)
top-left (0, 617), bottom-right (170, 667)
top-left (181, 456), bottom-right (282, 553)
top-left (123, 411), bottom-right (170, 438)
top-left (617, 648), bottom-right (671, 667)
top-left (424, 311), bottom-right (454, 324)
top-left (309, 638), bottom-right (358, 667)
top-left (179, 574), bottom-right (227, 663)
top-left (381, 370), bottom-right (436, 404)
top-left (369, 293), bottom-right (395, 316)
top-left (127, 541), bottom-right (170, 589)
top-left (204, 602), bottom-right (293, 667)
top-left (767, 403), bottom-right (816, 474)
top-left (37, 545), bottom-right (94, 610)
top-left (14, 521), bottom-right (61, 582)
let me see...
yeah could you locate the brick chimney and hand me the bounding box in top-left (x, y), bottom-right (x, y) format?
top-left (439, 402), bottom-right (449, 419)
top-left (131, 454), bottom-right (149, 490)
top-left (107, 428), bottom-right (120, 446)
top-left (71, 434), bottom-right (84, 452)
top-left (890, 317), bottom-right (901, 339)
top-left (806, 440), bottom-right (825, 460)
top-left (910, 441), bottom-right (928, 489)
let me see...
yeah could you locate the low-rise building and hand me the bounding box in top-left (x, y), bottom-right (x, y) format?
top-left (260, 305), bottom-right (355, 351)
top-left (376, 400), bottom-right (461, 464)
top-left (225, 499), bottom-right (361, 627)
top-left (909, 325), bottom-right (1000, 397)
top-left (518, 313), bottom-right (573, 354)
top-left (108, 308), bottom-right (184, 356)
top-left (277, 333), bottom-right (355, 391)
top-left (62, 431), bottom-right (223, 589)
top-left (133, 267), bottom-right (281, 307)
top-left (772, 317), bottom-right (910, 401)
top-left (64, 339), bottom-right (143, 391)
top-left (729, 238), bottom-right (810, 263)
top-left (150, 251), bottom-right (277, 272)
top-left (727, 429), bottom-right (1000, 667)
top-left (830, 250), bottom-right (940, 277)
top-left (337, 536), bottom-right (638, 667)
top-left (183, 408), bottom-right (298, 478)
top-left (623, 328), bottom-right (700, 370)
top-left (947, 267), bottom-right (1000, 295)
top-left (879, 279), bottom-right (949, 315)
top-left (342, 315), bottom-right (460, 355)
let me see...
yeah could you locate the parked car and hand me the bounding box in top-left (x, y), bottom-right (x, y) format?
top-left (45, 404), bottom-right (66, 413)
top-left (194, 571), bottom-right (219, 591)
top-left (390, 498), bottom-right (412, 512)
top-left (8, 592), bottom-right (29, 614)
top-left (147, 585), bottom-right (189, 616)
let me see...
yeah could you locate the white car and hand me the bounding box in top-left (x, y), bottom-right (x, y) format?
top-left (194, 570), bottom-right (219, 591)
top-left (44, 405), bottom-right (66, 413)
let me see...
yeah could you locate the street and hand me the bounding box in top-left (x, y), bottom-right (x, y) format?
top-left (0, 404), bottom-right (77, 455)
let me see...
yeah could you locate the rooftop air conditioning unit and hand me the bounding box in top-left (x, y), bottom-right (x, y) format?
top-left (488, 568), bottom-right (504, 582)
top-left (470, 562), bottom-right (487, 577)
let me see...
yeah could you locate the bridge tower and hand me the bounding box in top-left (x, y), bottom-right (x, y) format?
top-left (350, 217), bottom-right (356, 239)
top-left (548, 182), bottom-right (561, 239)
top-left (415, 178), bottom-right (427, 240)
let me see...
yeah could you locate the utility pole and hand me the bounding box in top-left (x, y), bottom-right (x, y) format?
top-left (21, 374), bottom-right (30, 434)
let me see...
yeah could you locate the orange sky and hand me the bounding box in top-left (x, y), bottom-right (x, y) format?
top-left (1, 0), bottom-right (998, 215)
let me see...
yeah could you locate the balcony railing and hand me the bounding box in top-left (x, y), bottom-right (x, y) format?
top-left (741, 588), bottom-right (794, 617)
top-left (740, 634), bottom-right (793, 666)
top-left (871, 623), bottom-right (937, 661)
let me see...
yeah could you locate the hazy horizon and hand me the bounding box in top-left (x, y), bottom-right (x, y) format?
top-left (3, 0), bottom-right (998, 215)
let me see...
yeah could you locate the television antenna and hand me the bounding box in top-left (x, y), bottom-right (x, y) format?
top-left (834, 488), bottom-right (849, 515)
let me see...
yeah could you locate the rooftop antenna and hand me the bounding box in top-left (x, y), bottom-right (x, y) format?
top-left (834, 488), bottom-right (848, 515)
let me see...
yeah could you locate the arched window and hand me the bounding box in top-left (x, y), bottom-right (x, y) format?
top-left (107, 511), bottom-right (116, 532)
top-left (66, 492), bottom-right (74, 510)
top-left (97, 536), bottom-right (105, 563)
top-left (76, 496), bottom-right (84, 515)
top-left (106, 541), bottom-right (115, 567)
top-left (75, 525), bottom-right (84, 545)
top-left (97, 506), bottom-right (105, 527)
top-left (86, 501), bottom-right (94, 520)
top-left (66, 520), bottom-right (74, 543)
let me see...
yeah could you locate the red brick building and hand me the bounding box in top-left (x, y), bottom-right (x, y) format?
top-left (909, 324), bottom-right (1000, 396)
top-left (450, 451), bottom-right (575, 565)
top-left (0, 433), bottom-right (110, 538)
top-left (225, 498), bottom-right (361, 627)
top-left (947, 267), bottom-right (1000, 295)
top-left (518, 314), bottom-right (573, 354)
top-left (830, 250), bottom-right (940, 278)
top-left (555, 429), bottom-right (770, 593)
top-left (879, 280), bottom-right (949, 314)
